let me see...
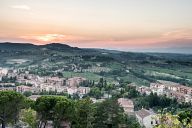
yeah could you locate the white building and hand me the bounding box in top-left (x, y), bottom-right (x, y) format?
top-left (137, 86), bottom-right (151, 95)
top-left (0, 75), bottom-right (3, 81)
top-left (78, 87), bottom-right (90, 95)
top-left (0, 68), bottom-right (8, 75)
top-left (135, 109), bottom-right (158, 128)
top-left (67, 87), bottom-right (78, 95)
top-left (150, 83), bottom-right (166, 95)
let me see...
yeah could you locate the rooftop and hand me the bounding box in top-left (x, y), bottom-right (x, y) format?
top-left (135, 109), bottom-right (155, 119)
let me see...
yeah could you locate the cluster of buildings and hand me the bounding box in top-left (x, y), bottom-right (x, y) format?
top-left (0, 67), bottom-right (90, 97)
top-left (137, 80), bottom-right (192, 103)
top-left (1, 67), bottom-right (191, 128)
top-left (119, 80), bottom-right (192, 128)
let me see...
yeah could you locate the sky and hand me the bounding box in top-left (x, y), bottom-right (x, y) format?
top-left (0, 0), bottom-right (192, 52)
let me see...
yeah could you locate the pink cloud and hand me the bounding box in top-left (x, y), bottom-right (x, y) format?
top-left (1, 29), bottom-right (192, 49)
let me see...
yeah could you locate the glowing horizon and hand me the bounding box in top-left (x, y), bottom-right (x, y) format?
top-left (0, 0), bottom-right (192, 50)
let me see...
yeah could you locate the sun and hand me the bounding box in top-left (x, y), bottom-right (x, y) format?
top-left (35, 34), bottom-right (63, 42)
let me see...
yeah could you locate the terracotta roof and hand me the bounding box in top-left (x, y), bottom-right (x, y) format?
top-left (135, 109), bottom-right (154, 119)
top-left (118, 98), bottom-right (134, 108)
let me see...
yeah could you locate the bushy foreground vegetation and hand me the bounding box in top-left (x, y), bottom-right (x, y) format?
top-left (0, 91), bottom-right (140, 128)
top-left (0, 91), bottom-right (192, 128)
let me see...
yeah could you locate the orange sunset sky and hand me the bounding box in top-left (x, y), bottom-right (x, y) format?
top-left (0, 0), bottom-right (192, 51)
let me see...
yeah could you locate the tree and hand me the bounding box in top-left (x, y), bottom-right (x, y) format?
top-left (20, 108), bottom-right (37, 128)
top-left (93, 99), bottom-right (125, 128)
top-left (105, 84), bottom-right (114, 92)
top-left (57, 72), bottom-right (63, 78)
top-left (155, 113), bottom-right (183, 128)
top-left (125, 116), bottom-right (141, 128)
top-left (34, 96), bottom-right (74, 128)
top-left (53, 97), bottom-right (74, 127)
top-left (127, 88), bottom-right (139, 98)
top-left (147, 92), bottom-right (159, 107)
top-left (154, 109), bottom-right (192, 128)
top-left (98, 78), bottom-right (104, 89)
top-left (23, 91), bottom-right (32, 97)
top-left (178, 110), bottom-right (192, 128)
top-left (73, 98), bottom-right (95, 128)
top-left (89, 87), bottom-right (102, 99)
top-left (23, 98), bottom-right (35, 109)
top-left (0, 91), bottom-right (24, 128)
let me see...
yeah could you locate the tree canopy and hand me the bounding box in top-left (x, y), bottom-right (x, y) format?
top-left (0, 91), bottom-right (24, 128)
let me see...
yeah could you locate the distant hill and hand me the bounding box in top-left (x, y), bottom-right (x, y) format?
top-left (40, 43), bottom-right (81, 51)
top-left (0, 42), bottom-right (37, 51)
top-left (0, 42), bottom-right (80, 51)
top-left (0, 42), bottom-right (192, 86)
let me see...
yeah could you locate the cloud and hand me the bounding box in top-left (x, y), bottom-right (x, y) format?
top-left (161, 29), bottom-right (192, 40)
top-left (20, 34), bottom-right (91, 44)
top-left (10, 5), bottom-right (31, 10)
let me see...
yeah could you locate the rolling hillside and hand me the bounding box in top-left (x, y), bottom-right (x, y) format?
top-left (0, 42), bottom-right (192, 86)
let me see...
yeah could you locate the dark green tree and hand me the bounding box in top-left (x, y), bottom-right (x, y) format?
top-left (73, 98), bottom-right (95, 128)
top-left (89, 87), bottom-right (102, 99)
top-left (93, 99), bottom-right (125, 128)
top-left (23, 91), bottom-right (32, 97)
top-left (0, 91), bottom-right (24, 128)
top-left (34, 96), bottom-right (74, 128)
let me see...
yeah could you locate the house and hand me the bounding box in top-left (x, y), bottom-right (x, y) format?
top-left (166, 90), bottom-right (192, 103)
top-left (0, 83), bottom-right (16, 91)
top-left (56, 86), bottom-right (68, 93)
top-left (135, 109), bottom-right (158, 128)
top-left (149, 80), bottom-right (192, 103)
top-left (150, 83), bottom-right (166, 95)
top-left (157, 80), bottom-right (192, 95)
top-left (16, 85), bottom-right (33, 93)
top-left (45, 77), bottom-right (65, 86)
top-left (66, 77), bottom-right (86, 87)
top-left (1, 87), bottom-right (16, 91)
top-left (176, 85), bottom-right (192, 95)
top-left (118, 98), bottom-right (134, 114)
top-left (0, 68), bottom-right (8, 75)
top-left (78, 87), bottom-right (90, 95)
top-left (67, 87), bottom-right (78, 95)
top-left (137, 86), bottom-right (151, 95)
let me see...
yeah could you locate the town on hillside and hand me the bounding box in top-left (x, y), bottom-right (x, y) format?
top-left (1, 67), bottom-right (192, 128)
